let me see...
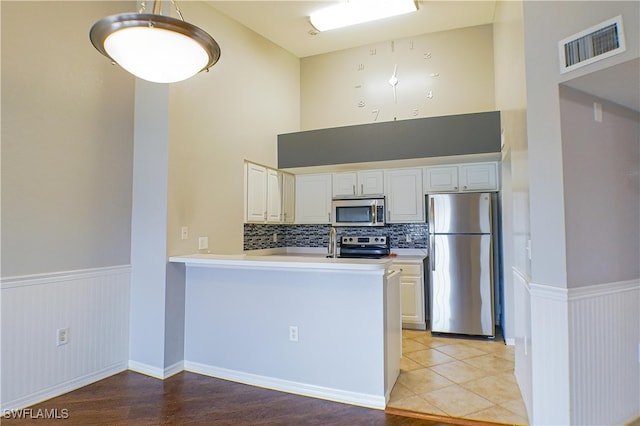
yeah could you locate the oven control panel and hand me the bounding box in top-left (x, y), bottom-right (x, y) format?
top-left (341, 236), bottom-right (387, 246)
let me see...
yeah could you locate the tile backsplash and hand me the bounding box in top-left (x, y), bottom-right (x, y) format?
top-left (244, 223), bottom-right (428, 251)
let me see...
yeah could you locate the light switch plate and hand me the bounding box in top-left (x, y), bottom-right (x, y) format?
top-left (198, 236), bottom-right (208, 250)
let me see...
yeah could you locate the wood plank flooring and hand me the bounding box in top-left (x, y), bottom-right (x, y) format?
top-left (2, 371), bottom-right (472, 425)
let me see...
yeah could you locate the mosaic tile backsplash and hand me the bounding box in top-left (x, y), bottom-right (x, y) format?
top-left (244, 223), bottom-right (428, 251)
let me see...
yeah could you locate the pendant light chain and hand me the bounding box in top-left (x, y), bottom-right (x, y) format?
top-left (170, 0), bottom-right (185, 22)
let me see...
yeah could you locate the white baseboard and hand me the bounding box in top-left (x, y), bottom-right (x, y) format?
top-left (183, 361), bottom-right (386, 410)
top-left (128, 360), bottom-right (184, 380)
top-left (1, 363), bottom-right (127, 412)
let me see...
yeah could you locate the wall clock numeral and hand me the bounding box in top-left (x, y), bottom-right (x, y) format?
top-left (357, 63), bottom-right (364, 71)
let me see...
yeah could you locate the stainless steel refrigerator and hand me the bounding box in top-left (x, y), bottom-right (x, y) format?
top-left (427, 192), bottom-right (496, 337)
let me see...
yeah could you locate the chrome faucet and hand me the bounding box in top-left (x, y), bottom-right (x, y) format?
top-left (327, 227), bottom-right (338, 258)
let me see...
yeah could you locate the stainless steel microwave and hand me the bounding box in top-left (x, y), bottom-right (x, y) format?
top-left (332, 196), bottom-right (385, 227)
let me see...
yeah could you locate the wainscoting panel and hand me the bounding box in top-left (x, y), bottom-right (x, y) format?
top-left (512, 268), bottom-right (532, 421)
top-left (569, 280), bottom-right (640, 425)
top-left (1, 266), bottom-right (131, 410)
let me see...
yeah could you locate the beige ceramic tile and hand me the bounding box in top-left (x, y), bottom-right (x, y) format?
top-left (462, 338), bottom-right (509, 353)
top-left (404, 348), bottom-right (457, 368)
top-left (396, 368), bottom-right (455, 394)
top-left (501, 398), bottom-right (530, 421)
top-left (435, 343), bottom-right (488, 360)
top-left (386, 395), bottom-right (448, 416)
top-left (430, 360), bottom-right (489, 384)
top-left (462, 353), bottom-right (514, 375)
top-left (402, 339), bottom-right (429, 353)
top-left (422, 384), bottom-right (494, 417)
top-left (460, 373), bottom-right (523, 404)
top-left (400, 354), bottom-right (425, 372)
top-left (466, 404), bottom-right (529, 425)
top-left (402, 329), bottom-right (428, 339)
top-left (388, 381), bottom-right (417, 402)
top-left (409, 334), bottom-right (451, 349)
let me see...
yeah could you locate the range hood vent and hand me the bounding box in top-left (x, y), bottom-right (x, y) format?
top-left (559, 15), bottom-right (625, 74)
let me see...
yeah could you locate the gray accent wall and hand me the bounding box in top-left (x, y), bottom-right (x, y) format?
top-left (278, 111), bottom-right (501, 168)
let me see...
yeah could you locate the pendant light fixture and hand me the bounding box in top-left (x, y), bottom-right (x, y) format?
top-left (90, 0), bottom-right (221, 84)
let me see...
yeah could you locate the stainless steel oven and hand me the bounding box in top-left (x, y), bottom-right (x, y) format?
top-left (332, 196), bottom-right (385, 227)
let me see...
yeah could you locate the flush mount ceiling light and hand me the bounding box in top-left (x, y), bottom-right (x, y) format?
top-left (90, 0), bottom-right (220, 84)
top-left (309, 0), bottom-right (419, 32)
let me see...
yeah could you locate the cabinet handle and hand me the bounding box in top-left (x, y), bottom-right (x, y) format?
top-left (360, 183), bottom-right (363, 194)
top-left (328, 212), bottom-right (331, 223)
top-left (454, 186), bottom-right (458, 190)
top-left (264, 211), bottom-right (267, 220)
top-left (463, 186), bottom-right (468, 190)
top-left (352, 184), bottom-right (356, 195)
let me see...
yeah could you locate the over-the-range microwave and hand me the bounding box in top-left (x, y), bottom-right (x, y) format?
top-left (332, 196), bottom-right (385, 227)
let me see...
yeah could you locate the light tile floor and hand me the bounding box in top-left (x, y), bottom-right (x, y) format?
top-left (388, 329), bottom-right (529, 425)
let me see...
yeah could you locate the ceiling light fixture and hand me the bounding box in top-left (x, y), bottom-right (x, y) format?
top-left (309, 0), bottom-right (419, 32)
top-left (90, 0), bottom-right (221, 84)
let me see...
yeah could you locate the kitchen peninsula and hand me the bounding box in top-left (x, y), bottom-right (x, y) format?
top-left (169, 253), bottom-right (401, 409)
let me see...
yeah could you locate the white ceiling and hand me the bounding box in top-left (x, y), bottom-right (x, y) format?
top-left (205, 1), bottom-right (497, 58)
top-left (204, 1), bottom-right (639, 112)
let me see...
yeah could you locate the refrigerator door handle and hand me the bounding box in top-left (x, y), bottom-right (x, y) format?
top-left (430, 234), bottom-right (435, 271)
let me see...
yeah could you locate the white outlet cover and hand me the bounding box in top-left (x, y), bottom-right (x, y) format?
top-left (198, 236), bottom-right (209, 250)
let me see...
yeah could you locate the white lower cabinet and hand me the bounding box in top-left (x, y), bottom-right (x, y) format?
top-left (389, 258), bottom-right (426, 330)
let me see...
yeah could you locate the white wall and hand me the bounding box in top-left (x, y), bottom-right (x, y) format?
top-left (300, 24), bottom-right (495, 130)
top-left (166, 2), bottom-right (300, 256)
top-left (560, 86), bottom-right (639, 287)
top-left (1, 1), bottom-right (135, 277)
top-left (521, 1), bottom-right (640, 423)
top-left (492, 0), bottom-right (528, 345)
top-left (1, 0), bottom-right (134, 410)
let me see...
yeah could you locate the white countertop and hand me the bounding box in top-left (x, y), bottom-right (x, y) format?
top-left (169, 252), bottom-right (392, 271)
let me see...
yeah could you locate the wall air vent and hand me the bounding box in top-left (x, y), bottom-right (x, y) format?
top-left (559, 15), bottom-right (626, 74)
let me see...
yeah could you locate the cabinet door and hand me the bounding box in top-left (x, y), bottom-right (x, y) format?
top-left (332, 172), bottom-right (357, 197)
top-left (460, 163), bottom-right (498, 191)
top-left (385, 168), bottom-right (424, 223)
top-left (281, 172), bottom-right (295, 224)
top-left (295, 174), bottom-right (332, 224)
top-left (266, 169), bottom-right (282, 223)
top-left (393, 262), bottom-right (426, 329)
top-left (246, 163), bottom-right (267, 222)
top-left (358, 170), bottom-right (384, 195)
top-left (425, 166), bottom-right (459, 193)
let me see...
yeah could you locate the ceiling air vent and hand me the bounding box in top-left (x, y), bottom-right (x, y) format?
top-left (559, 15), bottom-right (626, 74)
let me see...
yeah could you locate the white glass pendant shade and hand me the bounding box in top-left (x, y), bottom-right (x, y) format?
top-left (90, 13), bottom-right (220, 84)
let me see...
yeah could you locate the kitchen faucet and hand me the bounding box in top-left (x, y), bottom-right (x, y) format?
top-left (327, 227), bottom-right (338, 258)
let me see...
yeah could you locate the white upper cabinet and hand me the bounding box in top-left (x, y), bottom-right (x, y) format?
top-left (332, 170), bottom-right (384, 197)
top-left (424, 162), bottom-right (498, 193)
top-left (266, 168), bottom-right (282, 223)
top-left (425, 166), bottom-right (459, 192)
top-left (246, 162), bottom-right (268, 222)
top-left (295, 174), bottom-right (332, 224)
top-left (246, 162), bottom-right (288, 224)
top-left (281, 172), bottom-right (295, 224)
top-left (459, 163), bottom-right (498, 192)
top-left (384, 168), bottom-right (424, 223)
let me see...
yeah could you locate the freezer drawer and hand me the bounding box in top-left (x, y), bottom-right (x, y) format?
top-left (429, 234), bottom-right (494, 336)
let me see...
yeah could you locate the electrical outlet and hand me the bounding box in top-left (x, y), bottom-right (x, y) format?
top-left (405, 234), bottom-right (412, 242)
top-left (181, 226), bottom-right (188, 240)
top-left (272, 233), bottom-right (278, 242)
top-left (289, 326), bottom-right (298, 342)
top-left (56, 328), bottom-right (69, 346)
top-left (198, 236), bottom-right (209, 250)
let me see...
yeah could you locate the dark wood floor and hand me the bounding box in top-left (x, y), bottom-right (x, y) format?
top-left (2, 371), bottom-right (471, 425)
